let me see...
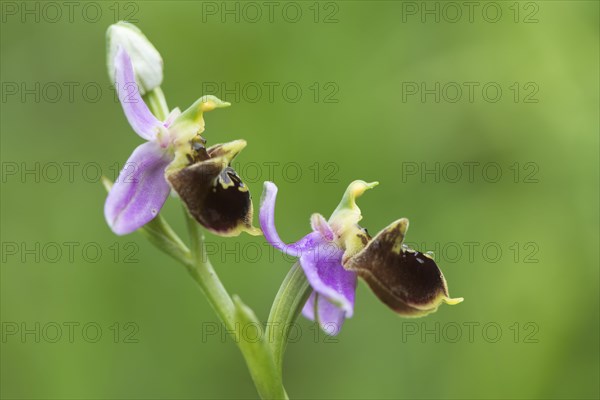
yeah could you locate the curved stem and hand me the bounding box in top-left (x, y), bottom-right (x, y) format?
top-left (183, 210), bottom-right (286, 399)
top-left (142, 86), bottom-right (287, 399)
top-left (183, 208), bottom-right (235, 325)
top-left (139, 213), bottom-right (192, 264)
top-left (266, 262), bottom-right (312, 371)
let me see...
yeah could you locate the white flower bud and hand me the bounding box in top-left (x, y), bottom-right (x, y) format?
top-left (106, 21), bottom-right (163, 95)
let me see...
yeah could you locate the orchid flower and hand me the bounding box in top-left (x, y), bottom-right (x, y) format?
top-left (104, 48), bottom-right (259, 236)
top-left (260, 181), bottom-right (463, 335)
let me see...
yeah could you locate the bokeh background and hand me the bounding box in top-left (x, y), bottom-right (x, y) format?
top-left (1, 1), bottom-right (598, 399)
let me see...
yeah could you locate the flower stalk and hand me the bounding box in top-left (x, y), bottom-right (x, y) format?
top-left (141, 87), bottom-right (288, 399)
top-left (266, 262), bottom-right (312, 371)
top-left (184, 210), bottom-right (287, 399)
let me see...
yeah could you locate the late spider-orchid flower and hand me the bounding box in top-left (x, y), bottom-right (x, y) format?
top-left (104, 48), bottom-right (259, 236)
top-left (260, 181), bottom-right (462, 335)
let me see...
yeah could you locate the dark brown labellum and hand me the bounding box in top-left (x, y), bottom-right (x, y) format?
top-left (168, 157), bottom-right (258, 236)
top-left (344, 218), bottom-right (459, 316)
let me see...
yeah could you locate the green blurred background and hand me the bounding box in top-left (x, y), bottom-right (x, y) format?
top-left (1, 1), bottom-right (598, 399)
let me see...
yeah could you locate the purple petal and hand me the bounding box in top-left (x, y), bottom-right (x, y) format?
top-left (104, 141), bottom-right (172, 235)
top-left (302, 292), bottom-right (317, 321)
top-left (114, 47), bottom-right (162, 140)
top-left (302, 292), bottom-right (346, 336)
top-left (163, 107), bottom-right (181, 128)
top-left (310, 213), bottom-right (334, 241)
top-left (299, 242), bottom-right (357, 318)
top-left (259, 181), bottom-right (323, 257)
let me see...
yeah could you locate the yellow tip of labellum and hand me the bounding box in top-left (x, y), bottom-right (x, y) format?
top-left (443, 297), bottom-right (464, 305)
top-left (244, 226), bottom-right (263, 237)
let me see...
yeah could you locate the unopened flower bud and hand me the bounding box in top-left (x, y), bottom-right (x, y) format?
top-left (106, 21), bottom-right (163, 95)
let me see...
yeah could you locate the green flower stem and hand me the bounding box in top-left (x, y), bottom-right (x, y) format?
top-left (182, 208), bottom-right (235, 322)
top-left (141, 87), bottom-right (291, 399)
top-left (138, 213), bottom-right (192, 265)
top-left (266, 262), bottom-right (312, 370)
top-left (183, 210), bottom-right (286, 400)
